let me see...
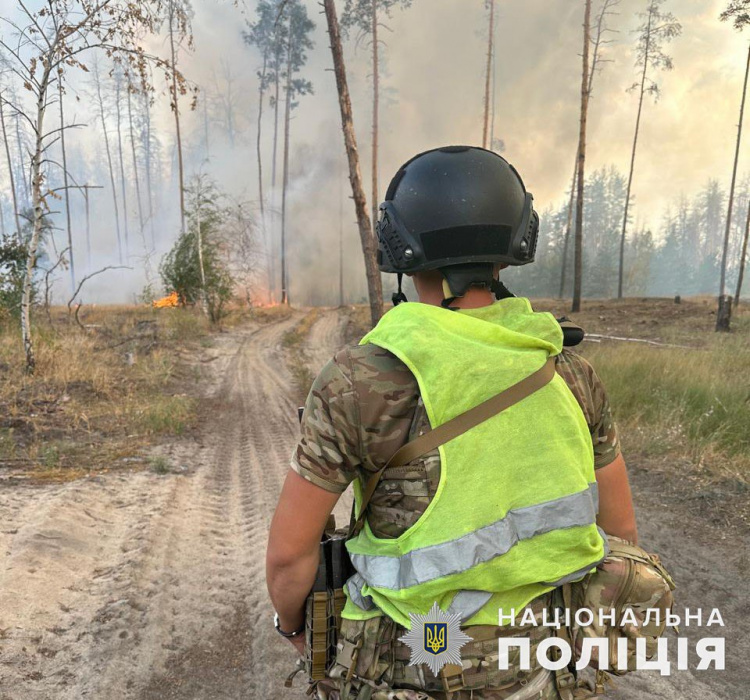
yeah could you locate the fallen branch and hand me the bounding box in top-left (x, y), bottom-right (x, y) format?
top-left (584, 333), bottom-right (694, 350)
top-left (67, 265), bottom-right (132, 314)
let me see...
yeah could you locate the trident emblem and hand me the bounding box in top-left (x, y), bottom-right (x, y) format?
top-left (424, 622), bottom-right (448, 655)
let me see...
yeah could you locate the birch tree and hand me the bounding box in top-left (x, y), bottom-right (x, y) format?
top-left (617, 0), bottom-right (681, 299)
top-left (341, 0), bottom-right (413, 233)
top-left (0, 0), bottom-right (187, 372)
top-left (325, 0), bottom-right (383, 326)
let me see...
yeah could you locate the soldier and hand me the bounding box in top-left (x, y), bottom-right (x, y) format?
top-left (267, 146), bottom-right (638, 699)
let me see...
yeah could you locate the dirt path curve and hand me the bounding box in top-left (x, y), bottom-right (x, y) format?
top-left (0, 311), bottom-right (344, 700)
top-left (0, 309), bottom-right (745, 699)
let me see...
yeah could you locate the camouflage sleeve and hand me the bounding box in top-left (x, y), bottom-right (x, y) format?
top-left (290, 349), bottom-right (362, 493)
top-left (556, 350), bottom-right (621, 470)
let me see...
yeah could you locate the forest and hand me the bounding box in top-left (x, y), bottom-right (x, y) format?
top-left (1, 0), bottom-right (750, 368)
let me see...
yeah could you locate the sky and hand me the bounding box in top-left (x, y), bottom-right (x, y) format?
top-left (1, 0), bottom-right (749, 303)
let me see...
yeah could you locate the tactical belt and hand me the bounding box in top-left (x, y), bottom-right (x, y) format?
top-left (299, 357), bottom-right (558, 685)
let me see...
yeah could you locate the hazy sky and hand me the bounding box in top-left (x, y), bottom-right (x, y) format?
top-left (1, 0), bottom-right (749, 302)
top-left (186, 0), bottom-right (750, 229)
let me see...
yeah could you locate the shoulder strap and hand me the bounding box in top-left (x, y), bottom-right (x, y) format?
top-left (348, 357), bottom-right (557, 537)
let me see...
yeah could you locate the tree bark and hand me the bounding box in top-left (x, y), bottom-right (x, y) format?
top-left (324, 0), bottom-right (383, 327)
top-left (572, 0), bottom-right (592, 314)
top-left (0, 94), bottom-right (22, 241)
top-left (94, 64), bottom-right (123, 263)
top-left (280, 15), bottom-right (293, 306)
top-left (559, 162), bottom-right (578, 299)
top-left (257, 52), bottom-right (273, 303)
top-left (735, 200), bottom-right (750, 306)
top-left (559, 2), bottom-right (609, 300)
top-left (482, 0), bottom-right (495, 149)
top-left (618, 5), bottom-right (653, 300)
top-left (270, 43), bottom-right (283, 300)
top-left (721, 42), bottom-right (750, 303)
top-left (126, 84), bottom-right (146, 240)
top-left (371, 0), bottom-right (380, 233)
top-left (143, 92), bottom-right (155, 248)
top-left (22, 64), bottom-right (53, 373)
top-left (168, 0), bottom-right (186, 235)
top-left (57, 81), bottom-right (75, 293)
top-left (114, 73), bottom-right (130, 256)
top-left (14, 105), bottom-right (29, 203)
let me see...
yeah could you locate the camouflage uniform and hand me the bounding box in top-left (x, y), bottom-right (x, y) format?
top-left (292, 342), bottom-right (621, 699)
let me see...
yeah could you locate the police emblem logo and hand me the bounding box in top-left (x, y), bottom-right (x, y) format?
top-left (399, 601), bottom-right (473, 676)
top-left (424, 622), bottom-right (447, 655)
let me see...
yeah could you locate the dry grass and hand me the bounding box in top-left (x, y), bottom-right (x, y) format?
top-left (282, 308), bottom-right (320, 403)
top-left (0, 305), bottom-right (211, 481)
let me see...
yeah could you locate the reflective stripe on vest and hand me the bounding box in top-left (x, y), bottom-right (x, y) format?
top-left (349, 483), bottom-right (599, 591)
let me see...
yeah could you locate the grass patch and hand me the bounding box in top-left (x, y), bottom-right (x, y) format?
top-left (583, 333), bottom-right (750, 478)
top-left (149, 456), bottom-right (171, 475)
top-left (0, 305), bottom-right (210, 480)
top-left (282, 309), bottom-right (320, 403)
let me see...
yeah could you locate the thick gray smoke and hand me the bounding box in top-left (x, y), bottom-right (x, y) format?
top-left (0, 0), bottom-right (744, 304)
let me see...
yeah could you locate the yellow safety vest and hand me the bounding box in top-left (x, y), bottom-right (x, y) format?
top-left (343, 298), bottom-right (606, 627)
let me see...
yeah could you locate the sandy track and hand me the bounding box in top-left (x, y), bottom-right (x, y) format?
top-left (0, 309), bottom-right (745, 699)
top-left (0, 313), bottom-right (335, 700)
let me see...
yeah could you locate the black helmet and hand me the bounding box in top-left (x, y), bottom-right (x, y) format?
top-left (376, 146), bottom-right (539, 306)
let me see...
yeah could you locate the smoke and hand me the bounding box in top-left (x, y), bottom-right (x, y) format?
top-left (0, 0), bottom-right (745, 304)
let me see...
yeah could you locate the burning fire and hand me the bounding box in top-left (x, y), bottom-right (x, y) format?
top-left (152, 291), bottom-right (180, 309)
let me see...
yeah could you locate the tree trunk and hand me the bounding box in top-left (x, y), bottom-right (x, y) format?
top-left (22, 66), bottom-right (53, 373)
top-left (559, 162), bottom-right (578, 299)
top-left (143, 92), bottom-right (155, 248)
top-left (720, 42), bottom-right (750, 303)
top-left (195, 185), bottom-right (209, 318)
top-left (340, 164), bottom-right (345, 307)
top-left (280, 16), bottom-right (293, 306)
top-left (94, 65), bottom-right (123, 263)
top-left (169, 0), bottom-right (186, 235)
top-left (482, 0), bottom-right (495, 149)
top-left (324, 0), bottom-right (383, 327)
top-left (716, 294), bottom-right (732, 332)
top-left (618, 6), bottom-right (653, 300)
top-left (560, 2), bottom-right (610, 300)
top-left (0, 95), bottom-right (22, 241)
top-left (127, 85), bottom-right (145, 238)
top-left (257, 53), bottom-right (273, 303)
top-left (371, 0), bottom-right (380, 233)
top-left (57, 81), bottom-right (75, 293)
top-left (735, 200), bottom-right (750, 306)
top-left (257, 53), bottom-right (267, 221)
top-left (572, 0), bottom-right (592, 315)
top-left (114, 74), bottom-right (130, 256)
top-left (14, 106), bottom-right (29, 203)
top-left (270, 45), bottom-right (283, 300)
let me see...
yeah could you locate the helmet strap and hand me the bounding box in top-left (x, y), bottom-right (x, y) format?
top-left (392, 273), bottom-right (408, 306)
top-left (491, 279), bottom-right (516, 300)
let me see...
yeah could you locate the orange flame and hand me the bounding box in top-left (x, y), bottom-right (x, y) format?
top-left (152, 291), bottom-right (180, 308)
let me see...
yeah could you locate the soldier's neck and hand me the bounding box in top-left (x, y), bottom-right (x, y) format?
top-left (418, 287), bottom-right (495, 309)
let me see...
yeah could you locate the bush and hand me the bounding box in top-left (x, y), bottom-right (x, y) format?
top-left (160, 175), bottom-right (235, 323)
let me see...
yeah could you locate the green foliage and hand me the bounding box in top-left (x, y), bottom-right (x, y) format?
top-left (0, 234), bottom-right (27, 319)
top-left (159, 175), bottom-right (234, 323)
top-left (721, 1), bottom-right (750, 30)
top-left (244, 0), bottom-right (315, 104)
top-left (340, 0), bottom-right (413, 36)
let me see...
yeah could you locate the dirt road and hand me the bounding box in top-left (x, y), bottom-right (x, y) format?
top-left (0, 309), bottom-right (745, 699)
